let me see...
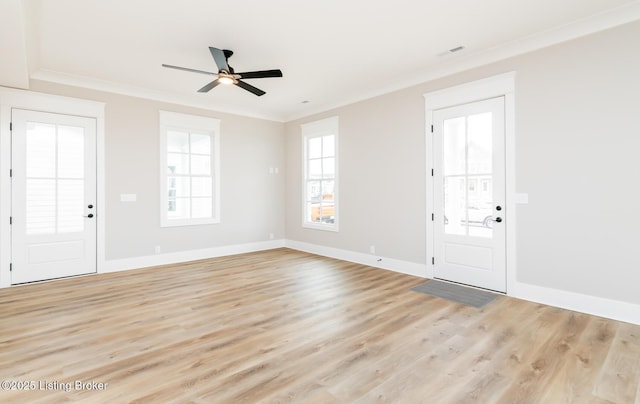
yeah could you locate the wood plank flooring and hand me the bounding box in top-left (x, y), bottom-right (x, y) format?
top-left (0, 248), bottom-right (638, 403)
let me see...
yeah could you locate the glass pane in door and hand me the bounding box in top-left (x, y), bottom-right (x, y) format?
top-left (57, 179), bottom-right (84, 233)
top-left (442, 113), bottom-right (494, 238)
top-left (443, 117), bottom-right (466, 236)
top-left (467, 112), bottom-right (493, 238)
top-left (25, 121), bottom-right (86, 235)
top-left (58, 125), bottom-right (84, 178)
top-left (26, 123), bottom-right (56, 178)
top-left (26, 179), bottom-right (56, 234)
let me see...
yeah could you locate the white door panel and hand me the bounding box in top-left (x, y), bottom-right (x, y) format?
top-left (444, 242), bottom-right (492, 270)
top-left (433, 97), bottom-right (506, 292)
top-left (27, 240), bottom-right (86, 264)
top-left (11, 109), bottom-right (97, 284)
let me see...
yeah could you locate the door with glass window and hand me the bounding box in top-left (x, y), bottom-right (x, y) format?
top-left (11, 109), bottom-right (97, 284)
top-left (433, 97), bottom-right (505, 292)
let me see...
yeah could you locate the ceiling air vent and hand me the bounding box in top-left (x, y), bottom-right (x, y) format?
top-left (437, 46), bottom-right (466, 57)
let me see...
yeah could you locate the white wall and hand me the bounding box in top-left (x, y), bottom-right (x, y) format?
top-left (285, 21), bottom-right (640, 308)
top-left (28, 80), bottom-right (286, 261)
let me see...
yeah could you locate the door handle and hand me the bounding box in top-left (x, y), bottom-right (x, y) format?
top-left (84, 213), bottom-right (94, 218)
top-left (494, 217), bottom-right (502, 223)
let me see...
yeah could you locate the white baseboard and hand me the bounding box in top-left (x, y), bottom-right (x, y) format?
top-left (101, 239), bottom-right (286, 273)
top-left (512, 281), bottom-right (640, 325)
top-left (284, 240), bottom-right (428, 279)
top-left (285, 239), bottom-right (640, 325)
top-left (13, 235), bottom-right (639, 326)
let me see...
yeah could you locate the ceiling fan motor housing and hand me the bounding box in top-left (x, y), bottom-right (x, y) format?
top-left (222, 49), bottom-right (234, 74)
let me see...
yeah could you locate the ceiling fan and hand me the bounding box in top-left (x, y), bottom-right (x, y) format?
top-left (162, 47), bottom-right (283, 96)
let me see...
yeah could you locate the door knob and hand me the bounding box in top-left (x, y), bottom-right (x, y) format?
top-left (84, 213), bottom-right (94, 218)
top-left (88, 204), bottom-right (94, 209)
top-left (494, 217), bottom-right (502, 223)
top-left (496, 206), bottom-right (502, 211)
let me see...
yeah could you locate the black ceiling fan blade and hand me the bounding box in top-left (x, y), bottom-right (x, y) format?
top-left (237, 69), bottom-right (283, 79)
top-left (209, 47), bottom-right (230, 73)
top-left (235, 80), bottom-right (266, 96)
top-left (197, 79), bottom-right (221, 93)
top-left (162, 64), bottom-right (216, 76)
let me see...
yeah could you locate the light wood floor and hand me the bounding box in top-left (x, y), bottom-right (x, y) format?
top-left (0, 248), bottom-right (639, 403)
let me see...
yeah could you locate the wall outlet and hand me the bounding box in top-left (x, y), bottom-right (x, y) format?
top-left (154, 246), bottom-right (161, 254)
top-left (369, 245), bottom-right (376, 254)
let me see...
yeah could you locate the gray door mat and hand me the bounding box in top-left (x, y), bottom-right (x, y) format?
top-left (411, 280), bottom-right (499, 308)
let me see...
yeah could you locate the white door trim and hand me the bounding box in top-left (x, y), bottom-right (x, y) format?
top-left (0, 87), bottom-right (105, 288)
top-left (424, 72), bottom-right (516, 293)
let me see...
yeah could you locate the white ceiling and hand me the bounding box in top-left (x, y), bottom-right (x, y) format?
top-left (2, 0), bottom-right (640, 121)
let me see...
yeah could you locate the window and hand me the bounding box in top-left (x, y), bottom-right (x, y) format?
top-left (159, 111), bottom-right (220, 227)
top-left (302, 117), bottom-right (338, 231)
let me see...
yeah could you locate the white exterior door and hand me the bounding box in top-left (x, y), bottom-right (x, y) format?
top-left (11, 109), bottom-right (97, 284)
top-left (432, 97), bottom-right (506, 292)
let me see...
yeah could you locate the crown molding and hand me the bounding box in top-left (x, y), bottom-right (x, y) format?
top-left (284, 1), bottom-right (640, 121)
top-left (30, 69), bottom-right (286, 122)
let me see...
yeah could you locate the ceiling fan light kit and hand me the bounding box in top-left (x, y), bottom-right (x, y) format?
top-left (162, 46), bottom-right (283, 96)
top-left (217, 75), bottom-right (237, 85)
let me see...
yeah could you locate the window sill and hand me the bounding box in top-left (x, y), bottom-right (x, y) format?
top-left (302, 222), bottom-right (339, 232)
top-left (161, 218), bottom-right (220, 228)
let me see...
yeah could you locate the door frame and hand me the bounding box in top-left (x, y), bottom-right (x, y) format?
top-left (424, 72), bottom-right (516, 293)
top-left (0, 87), bottom-right (105, 288)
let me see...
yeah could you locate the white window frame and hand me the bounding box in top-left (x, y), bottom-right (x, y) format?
top-left (159, 111), bottom-right (220, 227)
top-left (301, 116), bottom-right (339, 231)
